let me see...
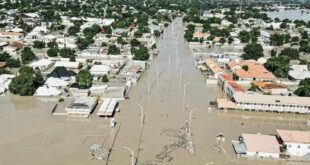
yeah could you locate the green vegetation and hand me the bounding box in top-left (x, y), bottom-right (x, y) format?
top-left (32, 40), bottom-right (45, 49)
top-left (59, 48), bottom-right (76, 61)
top-left (9, 66), bottom-right (44, 96)
top-left (21, 47), bottom-right (36, 64)
top-left (264, 48), bottom-right (299, 78)
top-left (102, 75), bottom-right (109, 82)
top-left (294, 78), bottom-right (310, 97)
top-left (108, 45), bottom-right (120, 55)
top-left (0, 52), bottom-right (21, 68)
top-left (242, 43), bottom-right (263, 60)
top-left (76, 69), bottom-right (93, 89)
top-left (132, 45), bottom-right (150, 61)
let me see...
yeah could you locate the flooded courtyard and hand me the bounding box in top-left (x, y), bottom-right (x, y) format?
top-left (0, 18), bottom-right (309, 165)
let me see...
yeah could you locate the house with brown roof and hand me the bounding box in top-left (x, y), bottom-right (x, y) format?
top-left (0, 32), bottom-right (24, 41)
top-left (252, 81), bottom-right (288, 95)
top-left (218, 74), bottom-right (245, 100)
top-left (228, 60), bottom-right (276, 81)
top-left (277, 129), bottom-right (310, 157)
top-left (204, 58), bottom-right (224, 79)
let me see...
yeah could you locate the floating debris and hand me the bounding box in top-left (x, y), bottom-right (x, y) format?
top-left (88, 144), bottom-right (109, 160)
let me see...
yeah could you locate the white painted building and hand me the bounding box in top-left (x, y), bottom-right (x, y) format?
top-left (30, 59), bottom-right (54, 71)
top-left (90, 65), bottom-right (110, 76)
top-left (236, 134), bottom-right (280, 158)
top-left (277, 129), bottom-right (310, 157)
top-left (66, 97), bottom-right (97, 118)
top-left (54, 61), bottom-right (81, 69)
top-left (233, 93), bottom-right (310, 114)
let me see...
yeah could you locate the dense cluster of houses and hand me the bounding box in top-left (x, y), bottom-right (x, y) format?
top-left (0, 5), bottom-right (172, 119)
top-left (191, 7), bottom-right (310, 114)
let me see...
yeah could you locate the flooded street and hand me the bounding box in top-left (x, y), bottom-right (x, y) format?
top-left (0, 18), bottom-right (309, 165)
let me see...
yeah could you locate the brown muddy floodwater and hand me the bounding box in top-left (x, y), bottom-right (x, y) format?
top-left (0, 18), bottom-right (309, 165)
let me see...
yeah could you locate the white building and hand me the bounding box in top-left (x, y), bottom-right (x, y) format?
top-left (233, 93), bottom-right (310, 114)
top-left (45, 77), bottom-right (69, 88)
top-left (288, 65), bottom-right (310, 80)
top-left (234, 134), bottom-right (280, 158)
top-left (97, 98), bottom-right (118, 117)
top-left (54, 61), bottom-right (81, 69)
top-left (66, 97), bottom-right (98, 118)
top-left (90, 65), bottom-right (110, 76)
top-left (277, 129), bottom-right (310, 157)
top-left (30, 59), bottom-right (54, 71)
top-left (0, 74), bottom-right (15, 94)
top-left (34, 85), bottom-right (62, 97)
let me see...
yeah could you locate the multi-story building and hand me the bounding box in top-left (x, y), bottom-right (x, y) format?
top-left (233, 93), bottom-right (310, 113)
top-left (277, 129), bottom-right (310, 157)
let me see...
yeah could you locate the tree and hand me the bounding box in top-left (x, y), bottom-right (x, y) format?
top-left (271, 49), bottom-right (277, 57)
top-left (227, 37), bottom-right (233, 44)
top-left (233, 73), bottom-right (239, 80)
top-left (239, 30), bottom-right (251, 43)
top-left (108, 45), bottom-right (120, 55)
top-left (102, 75), bottom-right (109, 82)
top-left (21, 47), bottom-right (35, 64)
top-left (299, 78), bottom-right (310, 86)
top-left (242, 65), bottom-right (249, 71)
top-left (132, 45), bottom-right (149, 61)
top-left (220, 38), bottom-right (226, 44)
top-left (117, 37), bottom-right (126, 45)
top-left (130, 39), bottom-right (141, 47)
top-left (9, 66), bottom-right (44, 96)
top-left (76, 69), bottom-right (92, 89)
top-left (47, 48), bottom-right (58, 57)
top-left (242, 43), bottom-right (264, 60)
top-left (0, 69), bottom-right (10, 75)
top-left (47, 41), bottom-right (58, 49)
top-left (270, 33), bottom-right (285, 46)
top-left (102, 26), bottom-right (112, 34)
top-left (59, 48), bottom-right (75, 59)
top-left (68, 25), bottom-right (80, 36)
top-left (279, 48), bottom-right (299, 60)
top-left (33, 40), bottom-right (45, 49)
top-left (6, 58), bottom-right (21, 68)
top-left (134, 29), bottom-right (143, 38)
top-left (294, 86), bottom-right (310, 97)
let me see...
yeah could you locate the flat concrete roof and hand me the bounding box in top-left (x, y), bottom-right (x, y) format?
top-left (242, 134), bottom-right (280, 154)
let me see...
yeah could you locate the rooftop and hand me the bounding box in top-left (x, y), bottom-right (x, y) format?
top-left (277, 129), bottom-right (310, 144)
top-left (227, 81), bottom-right (245, 92)
top-left (242, 134), bottom-right (280, 154)
top-left (234, 93), bottom-right (310, 107)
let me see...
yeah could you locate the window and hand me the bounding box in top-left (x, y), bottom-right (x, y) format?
top-left (297, 145), bottom-right (300, 149)
top-left (288, 145), bottom-right (291, 148)
top-left (308, 146), bottom-right (310, 149)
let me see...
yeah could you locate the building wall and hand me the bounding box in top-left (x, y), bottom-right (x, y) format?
top-left (246, 151), bottom-right (279, 158)
top-left (236, 102), bottom-right (310, 114)
top-left (285, 142), bottom-right (310, 157)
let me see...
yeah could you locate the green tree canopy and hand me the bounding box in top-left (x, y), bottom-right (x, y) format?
top-left (9, 66), bottom-right (44, 96)
top-left (108, 45), bottom-right (120, 55)
top-left (33, 40), bottom-right (45, 49)
top-left (242, 43), bottom-right (263, 60)
top-left (76, 69), bottom-right (93, 89)
top-left (21, 47), bottom-right (35, 64)
top-left (132, 45), bottom-right (150, 61)
top-left (47, 48), bottom-right (58, 57)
